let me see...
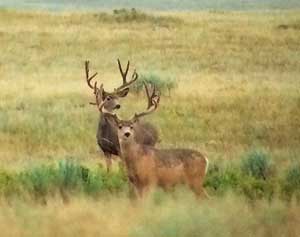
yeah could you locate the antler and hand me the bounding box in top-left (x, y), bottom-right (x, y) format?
top-left (114, 59), bottom-right (138, 92)
top-left (132, 82), bottom-right (160, 120)
top-left (144, 82), bottom-right (160, 109)
top-left (85, 60), bottom-right (98, 90)
top-left (94, 83), bottom-right (119, 124)
top-left (94, 83), bottom-right (104, 112)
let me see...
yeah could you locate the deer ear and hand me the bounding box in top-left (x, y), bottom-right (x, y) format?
top-left (102, 91), bottom-right (108, 100)
top-left (132, 114), bottom-right (139, 123)
top-left (116, 88), bottom-right (129, 97)
top-left (105, 113), bottom-right (119, 123)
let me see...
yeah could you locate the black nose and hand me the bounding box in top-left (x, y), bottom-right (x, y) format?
top-left (124, 132), bottom-right (130, 137)
top-left (115, 104), bottom-right (121, 109)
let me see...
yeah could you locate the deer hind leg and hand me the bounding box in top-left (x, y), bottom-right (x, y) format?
top-left (190, 182), bottom-right (207, 199)
top-left (202, 188), bottom-right (210, 199)
top-left (187, 175), bottom-right (208, 199)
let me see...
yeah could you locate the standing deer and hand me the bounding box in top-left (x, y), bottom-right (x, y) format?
top-left (85, 60), bottom-right (159, 172)
top-left (94, 83), bottom-right (209, 198)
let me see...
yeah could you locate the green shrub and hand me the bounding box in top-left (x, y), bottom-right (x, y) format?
top-left (83, 168), bottom-right (107, 196)
top-left (131, 73), bottom-right (177, 96)
top-left (204, 163), bottom-right (241, 195)
top-left (55, 159), bottom-right (86, 191)
top-left (205, 157), bottom-right (276, 200)
top-left (19, 165), bottom-right (57, 198)
top-left (16, 160), bottom-right (128, 200)
top-left (84, 166), bottom-right (128, 196)
top-left (239, 151), bottom-right (276, 200)
top-left (0, 170), bottom-right (20, 197)
top-left (281, 163), bottom-right (300, 202)
top-left (238, 176), bottom-right (275, 201)
top-left (241, 150), bottom-right (273, 180)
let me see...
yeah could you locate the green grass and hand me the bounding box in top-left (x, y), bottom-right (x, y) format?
top-left (0, 151), bottom-right (299, 203)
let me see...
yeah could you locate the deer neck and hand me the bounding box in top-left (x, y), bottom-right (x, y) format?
top-left (99, 114), bottom-right (116, 128)
top-left (97, 114), bottom-right (119, 149)
top-left (119, 141), bottom-right (140, 165)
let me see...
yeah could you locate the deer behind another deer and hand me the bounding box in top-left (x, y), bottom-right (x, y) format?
top-left (85, 60), bottom-right (159, 172)
top-left (94, 83), bottom-right (209, 198)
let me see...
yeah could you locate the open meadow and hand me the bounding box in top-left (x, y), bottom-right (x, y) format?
top-left (0, 8), bottom-right (300, 236)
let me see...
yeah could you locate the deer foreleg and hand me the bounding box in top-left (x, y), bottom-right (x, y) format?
top-left (104, 153), bottom-right (112, 173)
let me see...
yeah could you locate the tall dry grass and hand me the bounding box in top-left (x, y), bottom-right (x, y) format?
top-left (0, 192), bottom-right (300, 237)
top-left (0, 9), bottom-right (299, 168)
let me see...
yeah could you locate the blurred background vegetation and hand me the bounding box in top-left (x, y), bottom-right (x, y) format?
top-left (1, 0), bottom-right (300, 10)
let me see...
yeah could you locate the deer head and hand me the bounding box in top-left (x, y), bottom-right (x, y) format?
top-left (85, 59), bottom-right (138, 112)
top-left (94, 82), bottom-right (160, 144)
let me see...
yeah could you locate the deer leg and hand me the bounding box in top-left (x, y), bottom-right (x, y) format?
top-left (190, 183), bottom-right (203, 198)
top-left (118, 159), bottom-right (125, 172)
top-left (136, 185), bottom-right (146, 198)
top-left (104, 153), bottom-right (112, 173)
top-left (187, 176), bottom-right (208, 199)
top-left (131, 182), bottom-right (147, 199)
top-left (129, 184), bottom-right (140, 200)
top-left (202, 188), bottom-right (210, 199)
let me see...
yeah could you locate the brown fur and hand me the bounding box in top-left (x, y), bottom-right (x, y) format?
top-left (119, 131), bottom-right (209, 198)
top-left (105, 81), bottom-right (208, 198)
top-left (97, 114), bottom-right (159, 172)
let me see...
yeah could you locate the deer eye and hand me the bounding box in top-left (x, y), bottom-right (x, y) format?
top-left (107, 97), bottom-right (111, 101)
top-left (118, 125), bottom-right (122, 129)
top-left (130, 125), bottom-right (133, 130)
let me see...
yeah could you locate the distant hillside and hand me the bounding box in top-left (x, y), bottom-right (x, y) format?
top-left (1, 0), bottom-right (300, 11)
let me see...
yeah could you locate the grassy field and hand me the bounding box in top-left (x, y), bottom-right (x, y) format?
top-left (0, 8), bottom-right (300, 236)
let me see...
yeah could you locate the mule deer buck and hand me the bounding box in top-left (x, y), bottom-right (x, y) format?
top-left (94, 83), bottom-right (209, 198)
top-left (85, 60), bottom-right (159, 172)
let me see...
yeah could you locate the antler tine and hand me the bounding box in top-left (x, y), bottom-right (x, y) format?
top-left (144, 82), bottom-right (152, 109)
top-left (115, 59), bottom-right (138, 92)
top-left (117, 59), bottom-right (130, 83)
top-left (144, 82), bottom-right (160, 109)
top-left (85, 60), bottom-right (98, 90)
top-left (132, 82), bottom-right (160, 120)
top-left (133, 100), bottom-right (158, 120)
top-left (94, 83), bottom-right (105, 112)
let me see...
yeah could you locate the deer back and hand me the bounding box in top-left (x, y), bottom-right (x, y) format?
top-left (135, 121), bottom-right (159, 146)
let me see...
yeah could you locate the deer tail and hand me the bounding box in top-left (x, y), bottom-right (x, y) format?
top-left (204, 155), bottom-right (209, 174)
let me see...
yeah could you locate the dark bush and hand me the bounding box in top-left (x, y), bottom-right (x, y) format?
top-left (94, 8), bottom-right (182, 26)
